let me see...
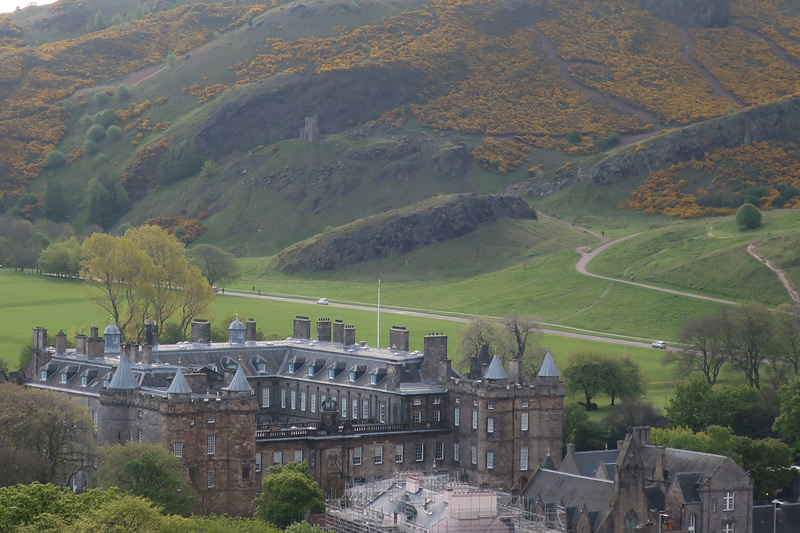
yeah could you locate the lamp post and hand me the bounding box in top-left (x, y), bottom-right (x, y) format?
top-left (772, 499), bottom-right (781, 533)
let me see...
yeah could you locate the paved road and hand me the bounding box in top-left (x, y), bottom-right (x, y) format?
top-left (574, 234), bottom-right (738, 306)
top-left (221, 290), bottom-right (667, 351)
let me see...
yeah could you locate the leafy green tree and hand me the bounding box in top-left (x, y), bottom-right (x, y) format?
top-left (728, 302), bottom-right (772, 389)
top-left (73, 495), bottom-right (163, 533)
top-left (42, 182), bottom-right (68, 222)
top-left (86, 124), bottom-right (106, 143)
top-left (37, 237), bottom-right (81, 277)
top-left (82, 140), bottom-right (99, 156)
top-left (106, 125), bottom-right (122, 141)
top-left (96, 442), bottom-right (199, 516)
top-left (666, 377), bottom-right (757, 433)
top-left (603, 399), bottom-right (667, 448)
top-left (604, 355), bottom-right (644, 406)
top-left (114, 85), bottom-right (131, 101)
top-left (161, 140), bottom-right (203, 185)
top-left (44, 151), bottom-right (66, 169)
top-left (0, 484), bottom-right (119, 531)
top-left (774, 376), bottom-right (800, 459)
top-left (735, 203), bottom-right (762, 230)
top-left (254, 462), bottom-right (324, 528)
top-left (286, 522), bottom-right (327, 533)
top-left (160, 515), bottom-right (282, 532)
top-left (94, 10), bottom-right (106, 31)
top-left (666, 312), bottom-right (730, 385)
top-left (191, 243), bottom-right (240, 286)
top-left (563, 351), bottom-right (609, 409)
top-left (87, 173), bottom-right (130, 229)
top-left (0, 384), bottom-right (96, 486)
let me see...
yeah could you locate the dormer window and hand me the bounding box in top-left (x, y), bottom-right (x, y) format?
top-left (349, 371), bottom-right (356, 382)
top-left (103, 379), bottom-right (110, 387)
top-left (307, 366), bottom-right (314, 376)
top-left (288, 363), bottom-right (296, 373)
top-left (81, 376), bottom-right (88, 387)
top-left (369, 374), bottom-right (377, 385)
top-left (41, 370), bottom-right (47, 381)
top-left (328, 368), bottom-right (335, 379)
top-left (60, 373), bottom-right (68, 384)
top-left (258, 362), bottom-right (267, 373)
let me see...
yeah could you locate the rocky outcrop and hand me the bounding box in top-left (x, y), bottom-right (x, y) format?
top-left (194, 66), bottom-right (437, 160)
top-left (531, 98), bottom-right (800, 196)
top-left (274, 194), bottom-right (535, 272)
top-left (639, 0), bottom-right (731, 28)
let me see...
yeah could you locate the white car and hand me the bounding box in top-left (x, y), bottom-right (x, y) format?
top-left (316, 298), bottom-right (329, 305)
top-left (651, 340), bottom-right (667, 349)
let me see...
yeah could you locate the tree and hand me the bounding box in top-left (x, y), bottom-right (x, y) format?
top-left (254, 462), bottom-right (324, 528)
top-left (191, 243), bottom-right (240, 286)
top-left (562, 351), bottom-right (609, 409)
top-left (774, 304), bottom-right (800, 377)
top-left (0, 484), bottom-right (119, 531)
top-left (87, 173), bottom-right (130, 229)
top-left (44, 150), bottom-right (66, 169)
top-left (604, 355), bottom-right (644, 406)
top-left (666, 312), bottom-right (730, 384)
top-left (96, 442), bottom-right (199, 516)
top-left (735, 203), bottom-right (762, 230)
top-left (73, 495), bottom-right (164, 533)
top-left (286, 521), bottom-right (327, 533)
top-left (86, 124), bottom-right (106, 142)
top-left (42, 182), bottom-right (68, 223)
top-left (665, 377), bottom-right (757, 433)
top-left (503, 314), bottom-right (542, 376)
top-left (37, 237), bottom-right (81, 277)
top-left (603, 399), bottom-right (668, 448)
top-left (773, 376), bottom-right (800, 459)
top-left (114, 85), bottom-right (131, 101)
top-left (81, 226), bottom-right (214, 342)
top-left (0, 384), bottom-right (96, 486)
top-left (728, 303), bottom-right (772, 389)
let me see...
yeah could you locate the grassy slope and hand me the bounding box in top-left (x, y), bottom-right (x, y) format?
top-left (0, 269), bottom-right (678, 410)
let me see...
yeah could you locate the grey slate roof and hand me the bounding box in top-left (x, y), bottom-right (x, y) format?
top-left (484, 354), bottom-right (508, 380)
top-left (103, 322), bottom-right (121, 335)
top-left (228, 317), bottom-right (245, 330)
top-left (674, 472), bottom-right (704, 503)
top-left (567, 449), bottom-right (621, 478)
top-left (167, 367), bottom-right (192, 394)
top-left (538, 351), bottom-right (560, 377)
top-left (224, 364), bottom-right (252, 392)
top-left (523, 468), bottom-right (615, 524)
top-left (107, 354), bottom-right (139, 390)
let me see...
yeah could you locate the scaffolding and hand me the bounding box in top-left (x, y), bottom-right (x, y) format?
top-left (324, 473), bottom-right (567, 533)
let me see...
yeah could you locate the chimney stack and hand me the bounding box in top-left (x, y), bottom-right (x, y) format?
top-left (293, 316), bottom-right (311, 340)
top-left (125, 343), bottom-right (140, 363)
top-left (55, 330), bottom-right (67, 354)
top-left (142, 344), bottom-right (153, 364)
top-left (143, 320), bottom-right (159, 347)
top-left (87, 337), bottom-right (104, 358)
top-left (389, 326), bottom-right (409, 351)
top-left (343, 325), bottom-right (356, 346)
top-left (246, 318), bottom-right (257, 342)
top-left (508, 358), bottom-right (522, 384)
top-left (317, 318), bottom-right (332, 342)
top-left (75, 334), bottom-right (87, 355)
top-left (333, 320), bottom-right (344, 344)
top-left (191, 319), bottom-right (211, 344)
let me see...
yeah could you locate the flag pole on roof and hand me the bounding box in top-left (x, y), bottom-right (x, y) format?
top-left (377, 279), bottom-right (381, 349)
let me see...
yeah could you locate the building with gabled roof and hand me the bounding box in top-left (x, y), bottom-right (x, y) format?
top-left (522, 427), bottom-right (753, 533)
top-left (25, 314), bottom-right (565, 516)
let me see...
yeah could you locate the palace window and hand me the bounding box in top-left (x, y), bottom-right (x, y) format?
top-left (173, 442), bottom-right (183, 458)
top-left (207, 435), bottom-right (216, 455)
top-left (520, 447), bottom-right (529, 471)
top-left (273, 451), bottom-right (282, 465)
top-left (294, 450), bottom-right (303, 462)
top-left (472, 410), bottom-right (478, 429)
top-left (413, 412), bottom-right (421, 423)
top-left (487, 451), bottom-right (494, 469)
top-left (487, 417), bottom-right (494, 434)
top-left (255, 453), bottom-right (262, 472)
top-left (311, 392), bottom-right (317, 413)
top-left (723, 524), bottom-right (734, 533)
top-left (521, 412), bottom-right (529, 431)
top-left (395, 444), bottom-right (404, 463)
top-left (454, 442), bottom-right (460, 462)
top-left (290, 390), bottom-right (296, 410)
top-left (353, 446), bottom-right (362, 466)
top-left (454, 407), bottom-right (460, 426)
top-left (261, 387), bottom-right (270, 408)
top-left (471, 445), bottom-right (477, 465)
top-left (374, 445), bottom-right (383, 464)
top-left (723, 491), bottom-right (735, 511)
top-left (341, 398), bottom-right (347, 418)
top-left (415, 443), bottom-right (424, 462)
top-left (433, 410), bottom-right (441, 422)
top-left (301, 391), bottom-right (307, 411)
top-left (280, 389), bottom-right (286, 408)
top-left (436, 442), bottom-right (445, 461)
top-left (363, 399), bottom-right (369, 419)
top-left (207, 468), bottom-right (215, 489)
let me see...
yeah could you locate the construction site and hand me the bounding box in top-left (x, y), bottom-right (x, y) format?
top-left (324, 472), bottom-right (567, 533)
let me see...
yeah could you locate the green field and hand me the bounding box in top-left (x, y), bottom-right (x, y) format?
top-left (0, 270), bottom-right (679, 411)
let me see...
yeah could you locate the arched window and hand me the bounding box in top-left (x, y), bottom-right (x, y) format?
top-left (688, 513), bottom-right (696, 533)
top-left (624, 510), bottom-right (638, 533)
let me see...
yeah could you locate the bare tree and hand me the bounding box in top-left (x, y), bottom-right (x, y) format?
top-left (774, 304), bottom-right (800, 377)
top-left (458, 317), bottom-right (503, 361)
top-left (728, 303), bottom-right (773, 389)
top-left (666, 313), bottom-right (730, 384)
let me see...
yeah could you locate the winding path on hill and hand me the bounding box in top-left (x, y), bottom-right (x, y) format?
top-left (677, 28), bottom-right (744, 106)
top-left (746, 243), bottom-right (800, 304)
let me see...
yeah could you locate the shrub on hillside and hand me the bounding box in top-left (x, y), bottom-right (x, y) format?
top-left (86, 125), bottom-right (106, 143)
top-left (93, 109), bottom-right (119, 128)
top-left (114, 85), bottom-right (131, 100)
top-left (44, 150), bottom-right (66, 168)
top-left (736, 203), bottom-right (762, 230)
top-left (82, 140), bottom-right (99, 156)
top-left (106, 125), bottom-right (122, 141)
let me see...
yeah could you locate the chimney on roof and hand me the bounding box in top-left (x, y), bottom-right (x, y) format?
top-left (333, 320), bottom-right (344, 344)
top-left (142, 344), bottom-right (153, 364)
top-left (191, 319), bottom-right (211, 344)
top-left (632, 426), bottom-right (651, 446)
top-left (389, 326), bottom-right (409, 351)
top-left (508, 358), bottom-right (522, 384)
top-left (246, 318), bottom-right (257, 342)
top-left (125, 343), bottom-right (140, 363)
top-left (55, 330), bottom-right (67, 354)
top-left (293, 316), bottom-right (311, 340)
top-left (75, 334), bottom-right (87, 355)
top-left (87, 337), bottom-right (104, 358)
top-left (655, 446), bottom-right (666, 482)
top-left (143, 320), bottom-right (159, 347)
top-left (317, 318), bottom-right (332, 342)
top-left (344, 325), bottom-right (356, 346)
top-left (90, 324), bottom-right (99, 339)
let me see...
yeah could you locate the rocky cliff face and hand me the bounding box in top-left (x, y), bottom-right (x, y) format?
top-left (274, 194), bottom-right (535, 272)
top-left (531, 97), bottom-right (800, 196)
top-left (194, 66), bottom-right (436, 160)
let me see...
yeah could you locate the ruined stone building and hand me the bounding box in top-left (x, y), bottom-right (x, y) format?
top-left (25, 315), bottom-right (565, 515)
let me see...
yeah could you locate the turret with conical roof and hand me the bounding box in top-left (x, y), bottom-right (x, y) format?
top-left (538, 351), bottom-right (560, 379)
top-left (107, 353), bottom-right (139, 390)
top-left (223, 364), bottom-right (251, 394)
top-left (167, 367), bottom-right (192, 400)
top-left (103, 320), bottom-right (121, 354)
top-left (484, 354), bottom-right (508, 380)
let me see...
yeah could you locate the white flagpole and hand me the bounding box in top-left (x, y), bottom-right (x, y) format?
top-left (377, 279), bottom-right (381, 348)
